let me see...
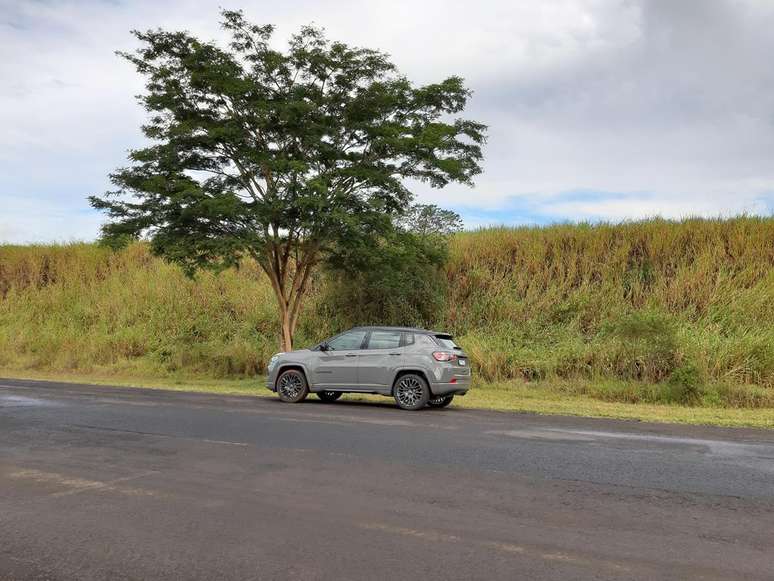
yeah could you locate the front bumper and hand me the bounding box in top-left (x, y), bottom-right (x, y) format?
top-left (265, 367), bottom-right (278, 391)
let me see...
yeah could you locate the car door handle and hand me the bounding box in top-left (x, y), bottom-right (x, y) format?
top-left (345, 353), bottom-right (358, 358)
top-left (389, 353), bottom-right (401, 356)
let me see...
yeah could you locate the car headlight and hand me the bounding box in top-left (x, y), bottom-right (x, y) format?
top-left (267, 353), bottom-right (284, 372)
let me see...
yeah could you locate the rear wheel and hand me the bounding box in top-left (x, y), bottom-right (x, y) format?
top-left (427, 394), bottom-right (454, 408)
top-left (276, 369), bottom-right (309, 403)
top-left (317, 391), bottom-right (343, 403)
top-left (393, 374), bottom-right (430, 411)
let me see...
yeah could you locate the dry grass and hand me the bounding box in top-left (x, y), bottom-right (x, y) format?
top-left (1, 216), bottom-right (772, 413)
top-left (443, 217), bottom-right (774, 388)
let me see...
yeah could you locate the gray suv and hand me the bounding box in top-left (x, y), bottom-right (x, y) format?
top-left (266, 327), bottom-right (471, 410)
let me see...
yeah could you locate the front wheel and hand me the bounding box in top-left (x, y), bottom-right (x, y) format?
top-left (317, 391), bottom-right (343, 403)
top-left (427, 394), bottom-right (454, 408)
top-left (276, 369), bottom-right (309, 403)
top-left (393, 374), bottom-right (430, 411)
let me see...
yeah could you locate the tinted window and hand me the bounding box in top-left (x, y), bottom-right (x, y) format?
top-left (367, 331), bottom-right (402, 350)
top-left (434, 336), bottom-right (459, 350)
top-left (328, 330), bottom-right (367, 350)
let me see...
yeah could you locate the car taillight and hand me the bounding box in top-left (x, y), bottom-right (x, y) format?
top-left (432, 352), bottom-right (457, 362)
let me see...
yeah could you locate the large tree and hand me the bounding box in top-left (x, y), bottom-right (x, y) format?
top-left (91, 10), bottom-right (486, 351)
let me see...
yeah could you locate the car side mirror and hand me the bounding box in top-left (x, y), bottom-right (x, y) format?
top-left (319, 342), bottom-right (330, 352)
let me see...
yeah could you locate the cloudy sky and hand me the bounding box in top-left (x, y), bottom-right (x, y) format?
top-left (1, 0), bottom-right (773, 242)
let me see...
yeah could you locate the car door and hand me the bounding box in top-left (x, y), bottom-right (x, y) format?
top-left (357, 330), bottom-right (404, 392)
top-left (311, 329), bottom-right (367, 388)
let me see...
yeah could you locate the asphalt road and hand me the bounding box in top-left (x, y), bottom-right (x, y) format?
top-left (1, 378), bottom-right (773, 580)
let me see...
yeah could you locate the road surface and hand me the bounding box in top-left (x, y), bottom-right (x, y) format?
top-left (1, 378), bottom-right (773, 580)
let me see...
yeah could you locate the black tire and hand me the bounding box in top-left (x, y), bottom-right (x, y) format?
top-left (393, 373), bottom-right (430, 411)
top-left (317, 390), bottom-right (343, 403)
top-left (427, 394), bottom-right (454, 408)
top-left (276, 369), bottom-right (309, 403)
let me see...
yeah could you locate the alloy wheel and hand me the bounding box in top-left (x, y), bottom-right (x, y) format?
top-left (396, 376), bottom-right (424, 408)
top-left (278, 372), bottom-right (304, 400)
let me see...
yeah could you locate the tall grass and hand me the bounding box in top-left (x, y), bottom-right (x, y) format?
top-left (0, 243), bottom-right (287, 376)
top-left (1, 217), bottom-right (772, 406)
top-left (443, 218), bottom-right (774, 389)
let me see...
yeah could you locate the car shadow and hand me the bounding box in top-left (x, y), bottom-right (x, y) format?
top-left (264, 395), bottom-right (453, 412)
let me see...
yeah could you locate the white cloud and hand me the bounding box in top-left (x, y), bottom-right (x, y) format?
top-left (1, 0), bottom-right (773, 242)
top-left (0, 194), bottom-right (103, 244)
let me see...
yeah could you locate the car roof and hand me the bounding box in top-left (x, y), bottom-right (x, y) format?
top-left (349, 326), bottom-right (451, 336)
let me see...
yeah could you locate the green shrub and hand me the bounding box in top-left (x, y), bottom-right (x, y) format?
top-left (600, 310), bottom-right (679, 382)
top-left (320, 228), bottom-right (449, 330)
top-left (665, 363), bottom-right (704, 405)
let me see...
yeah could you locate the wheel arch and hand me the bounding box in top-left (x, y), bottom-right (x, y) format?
top-left (275, 363), bottom-right (309, 389)
top-left (391, 368), bottom-right (431, 395)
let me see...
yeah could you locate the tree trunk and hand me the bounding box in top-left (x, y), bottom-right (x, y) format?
top-left (279, 304), bottom-right (293, 352)
top-left (258, 242), bottom-right (318, 353)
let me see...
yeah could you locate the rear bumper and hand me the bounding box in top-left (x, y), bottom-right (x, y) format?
top-left (431, 383), bottom-right (470, 396)
top-left (430, 374), bottom-right (472, 396)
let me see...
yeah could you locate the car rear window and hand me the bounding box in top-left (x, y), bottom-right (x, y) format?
top-left (367, 331), bottom-right (402, 349)
top-left (434, 335), bottom-right (460, 350)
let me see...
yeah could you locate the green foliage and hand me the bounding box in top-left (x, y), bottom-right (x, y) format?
top-left (320, 204), bottom-right (460, 328)
top-left (666, 363), bottom-right (704, 405)
top-left (397, 204), bottom-right (463, 237)
top-left (89, 9), bottom-right (485, 348)
top-left (320, 234), bottom-right (446, 329)
top-left (601, 310), bottom-right (678, 381)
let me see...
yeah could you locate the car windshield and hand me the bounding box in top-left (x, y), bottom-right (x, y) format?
top-left (435, 336), bottom-right (460, 350)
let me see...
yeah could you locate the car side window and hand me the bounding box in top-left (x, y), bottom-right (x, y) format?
top-left (366, 331), bottom-right (402, 350)
top-left (415, 334), bottom-right (434, 347)
top-left (327, 330), bottom-right (367, 351)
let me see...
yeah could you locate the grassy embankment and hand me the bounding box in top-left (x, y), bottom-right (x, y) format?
top-left (1, 217), bottom-right (773, 427)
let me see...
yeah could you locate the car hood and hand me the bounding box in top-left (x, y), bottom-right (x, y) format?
top-left (283, 348), bottom-right (311, 356)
